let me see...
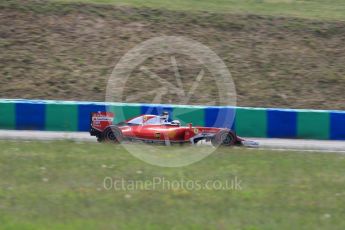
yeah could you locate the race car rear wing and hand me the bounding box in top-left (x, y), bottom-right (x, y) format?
top-left (90, 112), bottom-right (114, 131)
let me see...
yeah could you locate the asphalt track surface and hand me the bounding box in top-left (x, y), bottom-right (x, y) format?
top-left (0, 130), bottom-right (344, 153)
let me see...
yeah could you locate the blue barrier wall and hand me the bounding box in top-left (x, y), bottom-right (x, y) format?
top-left (0, 99), bottom-right (345, 140)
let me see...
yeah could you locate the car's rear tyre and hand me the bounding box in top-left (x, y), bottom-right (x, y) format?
top-left (211, 130), bottom-right (236, 147)
top-left (102, 126), bottom-right (123, 143)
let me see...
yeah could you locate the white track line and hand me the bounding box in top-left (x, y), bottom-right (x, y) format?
top-left (0, 130), bottom-right (95, 142)
top-left (254, 138), bottom-right (345, 153)
top-left (0, 130), bottom-right (344, 153)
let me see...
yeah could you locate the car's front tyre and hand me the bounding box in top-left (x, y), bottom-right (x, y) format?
top-left (211, 130), bottom-right (236, 147)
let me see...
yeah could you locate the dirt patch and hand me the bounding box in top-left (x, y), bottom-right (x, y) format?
top-left (1, 1), bottom-right (345, 109)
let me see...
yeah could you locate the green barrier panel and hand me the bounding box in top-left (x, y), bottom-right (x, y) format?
top-left (0, 99), bottom-right (342, 140)
top-left (46, 103), bottom-right (78, 131)
top-left (297, 111), bottom-right (330, 140)
top-left (108, 104), bottom-right (142, 124)
top-left (0, 102), bottom-right (15, 130)
top-left (172, 106), bottom-right (205, 126)
top-left (235, 108), bottom-right (267, 137)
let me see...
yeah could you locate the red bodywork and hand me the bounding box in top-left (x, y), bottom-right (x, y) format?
top-left (90, 112), bottom-right (244, 145)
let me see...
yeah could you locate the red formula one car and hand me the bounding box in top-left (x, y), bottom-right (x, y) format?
top-left (90, 111), bottom-right (258, 147)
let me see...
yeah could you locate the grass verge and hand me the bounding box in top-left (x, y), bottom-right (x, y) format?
top-left (56, 0), bottom-right (345, 21)
top-left (0, 140), bottom-right (345, 229)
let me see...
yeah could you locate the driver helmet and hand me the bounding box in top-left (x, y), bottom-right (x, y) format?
top-left (171, 120), bottom-right (181, 126)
